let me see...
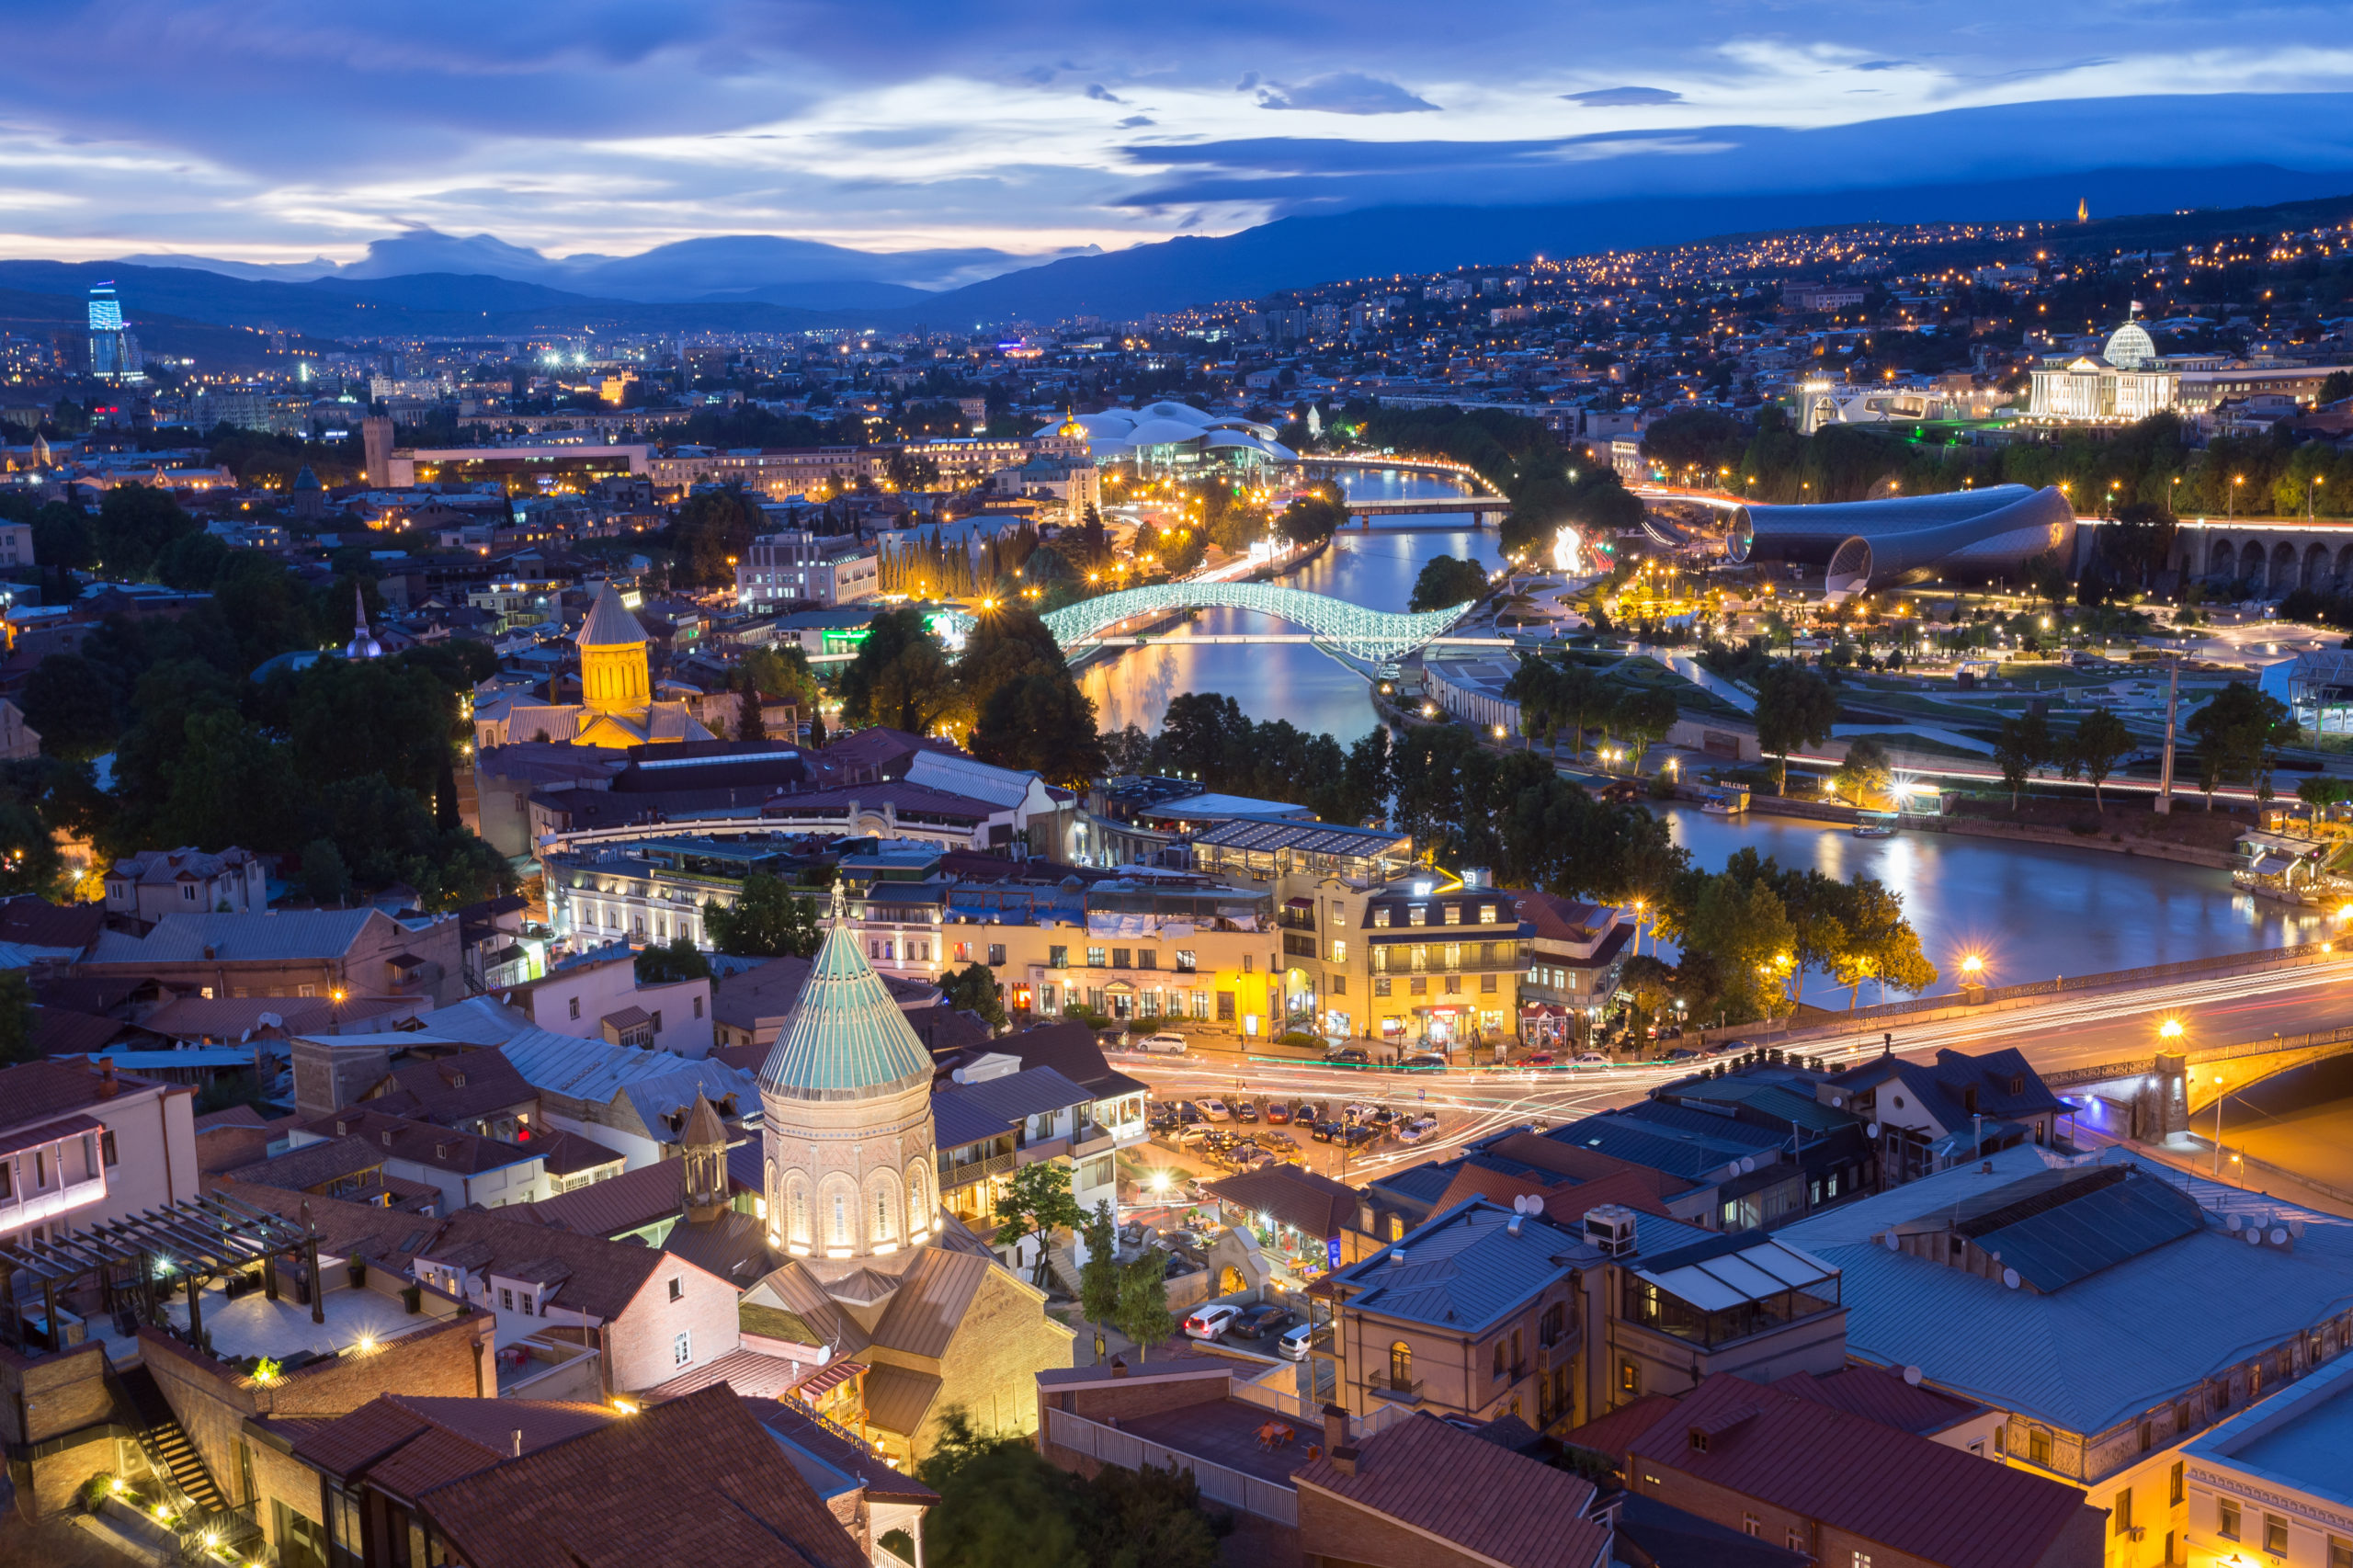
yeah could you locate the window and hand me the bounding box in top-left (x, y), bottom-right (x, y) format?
top-left (2219, 1498), bottom-right (2242, 1540)
top-left (1373, 907), bottom-right (1392, 928)
top-left (1373, 977), bottom-right (1392, 997)
top-left (2028, 1427), bottom-right (2052, 1466)
top-left (1243, 954), bottom-right (1255, 972)
top-left (568, 996), bottom-right (581, 1021)
top-left (651, 1009), bottom-right (663, 1033)
top-left (518, 1293), bottom-right (534, 1317)
top-left (1620, 1359), bottom-right (1642, 1396)
top-left (1138, 949), bottom-right (1156, 971)
top-left (833, 1191), bottom-right (847, 1244)
top-left (1388, 1341), bottom-right (1413, 1389)
top-left (988, 944), bottom-right (1006, 966)
top-left (1330, 940), bottom-right (1347, 964)
top-left (1851, 1555), bottom-right (1872, 1568)
top-left (1409, 977), bottom-right (1427, 996)
top-left (0, 1161), bottom-right (10, 1199)
top-left (673, 1331), bottom-right (692, 1368)
top-left (1050, 946), bottom-right (1069, 969)
top-left (1480, 903), bottom-right (1497, 925)
top-left (1443, 903), bottom-right (1461, 926)
top-left (2266, 1516), bottom-right (2290, 1555)
top-left (1176, 949), bottom-right (1197, 972)
top-left (2112, 1488), bottom-right (2131, 1538)
top-left (1217, 993), bottom-right (1236, 1021)
top-left (2139, 1419), bottom-right (2153, 1452)
top-left (1110, 949), bottom-right (1131, 970)
top-left (1444, 975), bottom-right (1462, 994)
top-left (876, 1188), bottom-right (891, 1236)
top-left (1086, 947), bottom-right (1108, 968)
top-left (1330, 974), bottom-right (1346, 995)
top-left (1408, 904), bottom-right (1427, 926)
top-left (1493, 1341), bottom-right (1506, 1378)
top-left (1788, 1529), bottom-right (1804, 1551)
top-left (1740, 1514), bottom-right (1758, 1536)
top-left (2169, 1461), bottom-right (2184, 1506)
top-left (668, 1276), bottom-right (684, 1301)
top-left (2329, 1536), bottom-right (2352, 1568)
top-left (500, 1288), bottom-right (515, 1310)
top-left (1331, 902), bottom-right (1347, 927)
top-left (693, 996), bottom-right (703, 1019)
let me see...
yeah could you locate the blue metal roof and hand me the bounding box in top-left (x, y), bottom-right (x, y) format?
top-left (1545, 1102), bottom-right (1780, 1182)
top-left (1330, 1198), bottom-right (1580, 1334)
top-left (1772, 1145), bottom-right (2353, 1435)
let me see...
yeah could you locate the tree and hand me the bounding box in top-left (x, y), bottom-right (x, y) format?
top-left (704, 874), bottom-right (822, 958)
top-left (1113, 1248), bottom-right (1176, 1361)
top-left (1077, 1201), bottom-right (1121, 1363)
top-left (666, 487), bottom-right (758, 588)
top-left (943, 960), bottom-right (1006, 1028)
top-left (2067, 709), bottom-right (2133, 812)
top-left (2188, 682), bottom-right (2298, 802)
top-left (1831, 877), bottom-right (1938, 1006)
top-left (917, 1411), bottom-right (1089, 1568)
top-left (1831, 737), bottom-right (1892, 807)
top-left (838, 607), bottom-right (958, 733)
top-left (1665, 870), bottom-right (1796, 1025)
top-left (1408, 554), bottom-right (1489, 612)
top-left (0, 971), bottom-right (33, 1067)
top-left (1276, 494), bottom-right (1346, 546)
top-left (1752, 662), bottom-right (1837, 792)
top-left (300, 838), bottom-right (350, 907)
top-left (91, 483), bottom-right (199, 580)
top-left (19, 653), bottom-right (118, 759)
top-left (735, 683), bottom-right (767, 744)
top-left (1993, 712), bottom-right (2052, 812)
top-left (635, 936), bottom-right (712, 984)
top-left (994, 1161), bottom-right (1086, 1285)
top-left (971, 672), bottom-right (1108, 787)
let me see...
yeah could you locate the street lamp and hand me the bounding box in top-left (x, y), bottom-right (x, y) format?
top-left (2230, 475), bottom-right (2244, 521)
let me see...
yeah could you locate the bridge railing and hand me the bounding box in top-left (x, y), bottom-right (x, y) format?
top-left (2040, 1024), bottom-right (2353, 1090)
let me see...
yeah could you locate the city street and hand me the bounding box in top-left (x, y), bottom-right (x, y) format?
top-left (1110, 952), bottom-right (2353, 1178)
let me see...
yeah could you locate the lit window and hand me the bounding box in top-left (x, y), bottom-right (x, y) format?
top-left (673, 1331), bottom-right (692, 1367)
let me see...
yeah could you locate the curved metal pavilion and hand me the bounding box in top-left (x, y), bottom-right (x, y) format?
top-left (1035, 582), bottom-right (1476, 662)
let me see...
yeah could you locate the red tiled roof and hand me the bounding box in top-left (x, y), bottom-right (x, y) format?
top-left (514, 1160), bottom-right (684, 1237)
top-left (1294, 1413), bottom-right (1609, 1568)
top-left (1562, 1394), bottom-right (1680, 1465)
top-left (1619, 1374), bottom-right (2092, 1568)
top-left (418, 1383), bottom-right (866, 1568)
top-left (1201, 1165), bottom-right (1361, 1241)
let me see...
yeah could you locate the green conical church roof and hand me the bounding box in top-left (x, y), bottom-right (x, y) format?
top-left (759, 887), bottom-right (937, 1101)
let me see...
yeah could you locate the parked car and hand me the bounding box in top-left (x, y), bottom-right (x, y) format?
top-left (1278, 1322), bottom-right (1319, 1361)
top-left (1199, 1098), bottom-right (1233, 1121)
top-left (1399, 1052), bottom-right (1448, 1070)
top-left (1138, 1031), bottom-right (1189, 1053)
top-left (1234, 1101), bottom-right (1259, 1124)
top-left (1398, 1115), bottom-right (1439, 1143)
top-left (1661, 1047), bottom-right (1703, 1062)
top-left (1572, 1052), bottom-right (1610, 1067)
top-left (1223, 1142), bottom-right (1276, 1169)
top-left (1342, 1102), bottom-right (1380, 1122)
top-left (1364, 1108), bottom-right (1401, 1129)
top-left (1184, 1304), bottom-right (1241, 1341)
top-left (1340, 1125), bottom-right (1383, 1150)
top-left (1174, 1101), bottom-right (1205, 1124)
top-left (1264, 1102), bottom-right (1292, 1125)
top-left (1327, 1047), bottom-right (1371, 1069)
top-left (1309, 1120), bottom-right (1343, 1142)
top-left (1234, 1302), bottom-right (1296, 1339)
top-left (1520, 1052), bottom-right (1557, 1067)
top-left (1292, 1101), bottom-right (1323, 1123)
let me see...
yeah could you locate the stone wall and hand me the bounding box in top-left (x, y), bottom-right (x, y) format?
top-left (0, 1339), bottom-right (127, 1520)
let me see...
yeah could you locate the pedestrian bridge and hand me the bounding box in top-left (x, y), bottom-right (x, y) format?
top-left (1037, 583), bottom-right (1478, 662)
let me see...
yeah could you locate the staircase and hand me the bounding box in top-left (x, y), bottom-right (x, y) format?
top-left (115, 1365), bottom-right (229, 1517)
top-left (1044, 1244), bottom-right (1085, 1300)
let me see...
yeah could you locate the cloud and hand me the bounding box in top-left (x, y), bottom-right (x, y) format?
top-left (1855, 60), bottom-right (1910, 72)
top-left (1256, 73), bottom-right (1438, 115)
top-left (1116, 115), bottom-right (1155, 128)
top-left (1085, 84), bottom-right (1125, 104)
top-left (1563, 86), bottom-right (1684, 107)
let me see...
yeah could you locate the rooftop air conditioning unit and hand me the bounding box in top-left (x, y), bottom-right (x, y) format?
top-left (1584, 1204), bottom-right (1638, 1259)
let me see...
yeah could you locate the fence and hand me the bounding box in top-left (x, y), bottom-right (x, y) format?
top-left (1043, 1406), bottom-right (1299, 1526)
top-left (2041, 1022), bottom-right (2353, 1090)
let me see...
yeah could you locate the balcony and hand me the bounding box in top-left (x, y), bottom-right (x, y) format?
top-left (1369, 1376), bottom-right (1423, 1403)
top-left (1072, 1125), bottom-right (1118, 1158)
top-left (938, 1151), bottom-right (1017, 1191)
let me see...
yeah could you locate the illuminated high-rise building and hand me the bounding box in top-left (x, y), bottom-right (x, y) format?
top-left (86, 282), bottom-right (142, 381)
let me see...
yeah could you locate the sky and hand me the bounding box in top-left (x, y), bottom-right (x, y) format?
top-left (10, 1), bottom-right (2353, 276)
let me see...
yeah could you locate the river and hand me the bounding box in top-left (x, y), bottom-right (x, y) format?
top-left (1082, 468), bottom-right (1496, 743)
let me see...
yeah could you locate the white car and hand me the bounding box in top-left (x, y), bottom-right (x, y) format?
top-left (1572, 1052), bottom-right (1611, 1067)
top-left (1199, 1098), bottom-right (1233, 1121)
top-left (1138, 1031), bottom-right (1188, 1053)
top-left (1278, 1322), bottom-right (1319, 1361)
top-left (1184, 1304), bottom-right (1242, 1340)
top-left (1398, 1116), bottom-right (1439, 1143)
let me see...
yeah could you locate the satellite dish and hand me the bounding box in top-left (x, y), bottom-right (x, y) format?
top-left (1867, 1122), bottom-right (1881, 1138)
top-left (1903, 1366), bottom-right (1923, 1386)
top-left (1740, 1156), bottom-right (1756, 1175)
top-left (2244, 1227), bottom-right (2262, 1246)
top-left (2290, 1220), bottom-right (2308, 1239)
top-left (2269, 1227), bottom-right (2290, 1245)
top-left (1884, 1232), bottom-right (1900, 1252)
top-left (2226, 1213), bottom-right (2244, 1232)
top-left (1831, 1095), bottom-right (1845, 1108)
top-left (2002, 1267), bottom-right (2020, 1290)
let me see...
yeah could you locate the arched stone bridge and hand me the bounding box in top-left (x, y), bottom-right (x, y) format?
top-left (1031, 583), bottom-right (1478, 662)
top-left (2043, 1026), bottom-right (2353, 1139)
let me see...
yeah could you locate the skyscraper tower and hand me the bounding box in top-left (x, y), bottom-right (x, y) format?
top-left (86, 282), bottom-right (140, 381)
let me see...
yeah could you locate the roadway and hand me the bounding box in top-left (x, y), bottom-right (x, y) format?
top-left (1108, 952), bottom-right (2353, 1179)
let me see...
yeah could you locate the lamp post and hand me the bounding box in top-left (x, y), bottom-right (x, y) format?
top-left (2230, 475), bottom-right (2244, 521)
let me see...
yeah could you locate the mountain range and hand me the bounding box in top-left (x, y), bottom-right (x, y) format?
top-left (12, 161), bottom-right (2353, 347)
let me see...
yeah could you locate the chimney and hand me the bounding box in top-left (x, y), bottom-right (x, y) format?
top-left (511, 1430), bottom-right (523, 1459)
top-left (1322, 1403), bottom-right (1347, 1454)
top-left (97, 1058), bottom-right (119, 1098)
top-left (1389, 1247), bottom-right (1406, 1267)
top-left (1328, 1445), bottom-right (1359, 1476)
top-left (1108, 1357), bottom-right (1129, 1378)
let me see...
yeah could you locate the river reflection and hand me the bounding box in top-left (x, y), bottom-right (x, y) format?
top-left (1652, 804), bottom-right (2320, 996)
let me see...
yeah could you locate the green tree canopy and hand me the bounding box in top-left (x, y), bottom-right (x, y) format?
top-left (1752, 661), bottom-right (1838, 791)
top-left (92, 483), bottom-right (199, 580)
top-left (1408, 554), bottom-right (1490, 612)
top-left (839, 607), bottom-right (958, 733)
top-left (704, 874), bottom-right (821, 958)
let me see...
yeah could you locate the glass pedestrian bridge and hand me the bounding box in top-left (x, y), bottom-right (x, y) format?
top-left (1033, 583), bottom-right (1478, 662)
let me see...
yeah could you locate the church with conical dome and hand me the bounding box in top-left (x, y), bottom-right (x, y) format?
top-left (758, 883), bottom-right (941, 1270)
top-left (470, 580), bottom-right (719, 749)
